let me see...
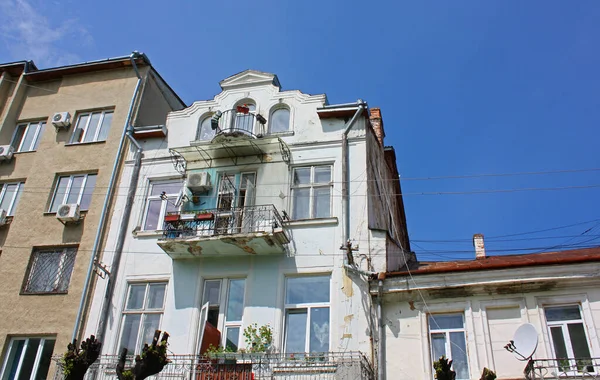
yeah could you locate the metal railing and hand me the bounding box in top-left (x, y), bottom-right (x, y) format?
top-left (162, 204), bottom-right (287, 241)
top-left (214, 108), bottom-right (266, 138)
top-left (53, 351), bottom-right (374, 380)
top-left (526, 357), bottom-right (599, 379)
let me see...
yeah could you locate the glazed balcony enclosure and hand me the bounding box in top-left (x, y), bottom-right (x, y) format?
top-left (157, 204), bottom-right (289, 259)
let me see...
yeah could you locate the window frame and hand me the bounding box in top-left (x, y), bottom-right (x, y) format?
top-left (117, 282), bottom-right (168, 356)
top-left (48, 173), bottom-right (97, 212)
top-left (141, 179), bottom-right (183, 231)
top-left (0, 182), bottom-right (24, 216)
top-left (21, 247), bottom-right (77, 295)
top-left (11, 120), bottom-right (46, 152)
top-left (201, 278), bottom-right (246, 351)
top-left (428, 313), bottom-right (470, 380)
top-left (290, 165), bottom-right (333, 220)
top-left (0, 336), bottom-right (56, 380)
top-left (268, 106), bottom-right (291, 134)
top-left (197, 114), bottom-right (216, 141)
top-left (69, 109), bottom-right (114, 144)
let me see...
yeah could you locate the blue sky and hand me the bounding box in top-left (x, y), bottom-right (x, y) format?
top-left (1, 0), bottom-right (599, 260)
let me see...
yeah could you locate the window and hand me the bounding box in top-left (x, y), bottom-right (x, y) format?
top-left (11, 121), bottom-right (45, 152)
top-left (118, 282), bottom-right (167, 355)
top-left (284, 275), bottom-right (330, 353)
top-left (428, 314), bottom-right (470, 380)
top-left (197, 115), bottom-right (216, 141)
top-left (0, 337), bottom-right (55, 380)
top-left (0, 182), bottom-right (24, 216)
top-left (22, 247), bottom-right (77, 294)
top-left (545, 305), bottom-right (593, 373)
top-left (234, 103), bottom-right (255, 133)
top-left (70, 110), bottom-right (113, 143)
top-left (142, 180), bottom-right (182, 230)
top-left (201, 278), bottom-right (246, 351)
top-left (269, 107), bottom-right (290, 133)
top-left (49, 173), bottom-right (97, 212)
top-left (291, 165), bottom-right (332, 220)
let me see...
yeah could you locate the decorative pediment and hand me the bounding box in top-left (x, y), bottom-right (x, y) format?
top-left (219, 70), bottom-right (281, 90)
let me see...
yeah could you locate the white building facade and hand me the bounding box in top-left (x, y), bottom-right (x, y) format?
top-left (83, 70), bottom-right (412, 378)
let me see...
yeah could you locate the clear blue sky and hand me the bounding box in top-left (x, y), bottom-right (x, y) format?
top-left (1, 0), bottom-right (599, 261)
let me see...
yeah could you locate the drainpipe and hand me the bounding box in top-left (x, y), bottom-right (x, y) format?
top-left (377, 277), bottom-right (385, 380)
top-left (71, 51), bottom-right (145, 343)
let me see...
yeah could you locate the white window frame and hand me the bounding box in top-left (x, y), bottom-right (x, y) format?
top-left (49, 173), bottom-right (96, 212)
top-left (117, 282), bottom-right (168, 356)
top-left (0, 337), bottom-right (55, 380)
top-left (197, 114), bottom-right (216, 141)
top-left (11, 121), bottom-right (45, 152)
top-left (141, 179), bottom-right (182, 231)
top-left (428, 313), bottom-right (470, 380)
top-left (22, 247), bottom-right (77, 294)
top-left (201, 278), bottom-right (246, 351)
top-left (70, 110), bottom-right (113, 144)
top-left (0, 182), bottom-right (24, 216)
top-left (283, 275), bottom-right (331, 353)
top-left (290, 165), bottom-right (333, 220)
top-left (268, 106), bottom-right (291, 134)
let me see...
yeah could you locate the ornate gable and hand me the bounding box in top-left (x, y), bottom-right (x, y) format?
top-left (219, 69), bottom-right (281, 90)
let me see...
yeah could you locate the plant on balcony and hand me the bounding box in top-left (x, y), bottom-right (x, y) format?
top-left (116, 330), bottom-right (170, 380)
top-left (433, 356), bottom-right (456, 380)
top-left (243, 323), bottom-right (273, 353)
top-left (195, 211), bottom-right (215, 221)
top-left (479, 367), bottom-right (497, 380)
top-left (61, 335), bottom-right (102, 380)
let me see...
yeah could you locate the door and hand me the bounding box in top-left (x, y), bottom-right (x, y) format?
top-left (239, 173), bottom-right (256, 233)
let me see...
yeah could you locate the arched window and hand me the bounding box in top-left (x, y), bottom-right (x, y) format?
top-left (270, 107), bottom-right (290, 133)
top-left (234, 102), bottom-right (256, 133)
top-left (197, 115), bottom-right (215, 141)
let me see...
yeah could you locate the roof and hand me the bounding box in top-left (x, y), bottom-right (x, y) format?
top-left (387, 246), bottom-right (600, 277)
top-left (0, 61), bottom-right (37, 76)
top-left (219, 70), bottom-right (281, 90)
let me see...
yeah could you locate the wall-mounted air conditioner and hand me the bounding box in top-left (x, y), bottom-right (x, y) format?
top-left (0, 209), bottom-right (7, 226)
top-left (187, 172), bottom-right (212, 193)
top-left (56, 203), bottom-right (80, 223)
top-left (0, 145), bottom-right (14, 161)
top-left (51, 112), bottom-right (71, 129)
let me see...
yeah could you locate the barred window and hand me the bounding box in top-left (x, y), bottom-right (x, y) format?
top-left (22, 247), bottom-right (77, 294)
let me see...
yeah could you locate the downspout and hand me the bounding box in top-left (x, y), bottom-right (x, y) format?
top-left (72, 51), bottom-right (145, 342)
top-left (377, 278), bottom-right (385, 380)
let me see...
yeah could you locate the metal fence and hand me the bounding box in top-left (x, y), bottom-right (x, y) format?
top-left (53, 352), bottom-right (374, 380)
top-left (526, 357), bottom-right (599, 379)
top-left (162, 205), bottom-right (287, 241)
top-left (214, 108), bottom-right (266, 138)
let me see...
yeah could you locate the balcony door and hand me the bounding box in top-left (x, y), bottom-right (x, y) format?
top-left (215, 173), bottom-right (256, 234)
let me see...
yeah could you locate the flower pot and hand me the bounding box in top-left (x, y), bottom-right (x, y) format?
top-left (236, 105), bottom-right (249, 114)
top-left (195, 213), bottom-right (215, 221)
top-left (164, 214), bottom-right (180, 222)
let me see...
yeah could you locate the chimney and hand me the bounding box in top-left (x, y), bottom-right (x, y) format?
top-left (369, 107), bottom-right (385, 146)
top-left (473, 234), bottom-right (485, 259)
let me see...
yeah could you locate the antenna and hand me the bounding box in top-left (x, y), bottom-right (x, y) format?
top-left (504, 323), bottom-right (538, 361)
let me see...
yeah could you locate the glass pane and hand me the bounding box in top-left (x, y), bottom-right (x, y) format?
top-left (293, 168), bottom-right (311, 186)
top-left (286, 276), bottom-right (330, 304)
top-left (198, 117), bottom-right (215, 141)
top-left (545, 306), bottom-right (582, 322)
top-left (143, 200), bottom-right (161, 231)
top-left (66, 176), bottom-right (84, 205)
top-left (292, 188), bottom-right (310, 220)
top-left (126, 285), bottom-right (147, 310)
top-left (11, 125), bottom-right (25, 151)
top-left (97, 111), bottom-right (113, 141)
top-left (203, 280), bottom-right (221, 306)
top-left (35, 339), bottom-right (55, 380)
top-left (119, 314), bottom-right (141, 354)
top-left (73, 114), bottom-right (89, 143)
top-left (270, 108), bottom-right (290, 133)
top-left (27, 251), bottom-right (61, 293)
top-left (226, 279), bottom-right (245, 322)
top-left (165, 199), bottom-right (179, 214)
top-left (140, 314), bottom-right (161, 350)
top-left (568, 323), bottom-right (593, 371)
top-left (83, 112), bottom-right (102, 143)
top-left (313, 187), bottom-right (331, 218)
top-left (550, 326), bottom-right (569, 371)
top-left (151, 182), bottom-right (181, 196)
top-left (80, 175), bottom-right (96, 210)
top-left (429, 314), bottom-right (464, 330)
top-left (9, 184), bottom-right (22, 216)
top-left (431, 333), bottom-right (446, 363)
top-left (57, 249), bottom-right (76, 292)
top-left (32, 123), bottom-right (45, 150)
top-left (147, 284), bottom-right (166, 309)
top-left (0, 184), bottom-right (17, 215)
top-left (225, 327), bottom-right (240, 351)
top-left (314, 166), bottom-right (331, 184)
top-left (50, 177), bottom-right (70, 212)
top-left (450, 332), bottom-right (469, 380)
top-left (285, 310), bottom-right (307, 353)
top-left (309, 307), bottom-right (329, 352)
top-left (20, 123), bottom-right (38, 152)
top-left (3, 339), bottom-right (25, 380)
top-left (17, 338), bottom-right (40, 380)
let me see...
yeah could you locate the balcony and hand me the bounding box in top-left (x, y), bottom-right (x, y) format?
top-left (526, 357), bottom-right (599, 379)
top-left (53, 352), bottom-right (374, 380)
top-left (157, 204), bottom-right (290, 259)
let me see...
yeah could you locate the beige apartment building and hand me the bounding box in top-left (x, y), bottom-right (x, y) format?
top-left (0, 54), bottom-right (184, 379)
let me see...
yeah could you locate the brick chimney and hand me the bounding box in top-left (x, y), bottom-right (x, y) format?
top-left (473, 234), bottom-right (486, 259)
top-left (369, 107), bottom-right (385, 146)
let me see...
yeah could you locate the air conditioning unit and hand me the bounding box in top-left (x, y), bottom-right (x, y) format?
top-left (51, 112), bottom-right (71, 128)
top-left (56, 203), bottom-right (80, 222)
top-left (0, 209), bottom-right (7, 226)
top-left (187, 172), bottom-right (212, 193)
top-left (0, 145), bottom-right (14, 161)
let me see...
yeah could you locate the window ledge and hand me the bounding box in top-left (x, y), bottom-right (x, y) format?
top-left (284, 217), bottom-right (338, 227)
top-left (44, 210), bottom-right (89, 216)
top-left (13, 150), bottom-right (36, 155)
top-left (65, 140), bottom-right (106, 147)
top-left (20, 291), bottom-right (68, 296)
top-left (267, 131), bottom-right (294, 137)
top-left (132, 229), bottom-right (163, 238)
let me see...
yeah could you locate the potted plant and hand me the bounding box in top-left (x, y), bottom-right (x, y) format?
top-left (164, 213), bottom-right (180, 223)
top-left (195, 211), bottom-right (215, 221)
top-left (236, 105), bottom-right (250, 114)
top-left (243, 323), bottom-right (273, 354)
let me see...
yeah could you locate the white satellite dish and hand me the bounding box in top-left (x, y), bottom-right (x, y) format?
top-left (511, 323), bottom-right (538, 361)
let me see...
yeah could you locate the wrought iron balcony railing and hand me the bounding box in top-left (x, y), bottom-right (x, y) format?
top-left (53, 351), bottom-right (374, 379)
top-left (212, 108), bottom-right (266, 139)
top-left (526, 357), bottom-right (598, 379)
top-left (162, 204), bottom-right (288, 241)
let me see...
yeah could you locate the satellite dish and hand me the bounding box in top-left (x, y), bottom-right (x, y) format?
top-left (510, 323), bottom-right (538, 361)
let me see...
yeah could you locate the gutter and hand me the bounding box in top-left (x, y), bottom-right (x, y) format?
top-left (71, 51), bottom-right (145, 343)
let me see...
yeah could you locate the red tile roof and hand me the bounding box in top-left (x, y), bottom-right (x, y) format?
top-left (388, 246), bottom-right (600, 277)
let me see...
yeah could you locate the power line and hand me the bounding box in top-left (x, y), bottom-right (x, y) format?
top-left (413, 234), bottom-right (600, 244)
top-left (400, 168), bottom-right (600, 181)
